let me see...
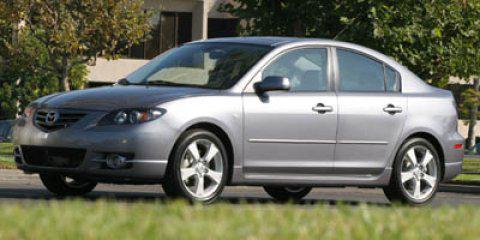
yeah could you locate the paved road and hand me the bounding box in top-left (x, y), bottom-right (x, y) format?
top-left (2, 170), bottom-right (480, 206)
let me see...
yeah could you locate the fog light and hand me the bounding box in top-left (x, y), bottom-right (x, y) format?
top-left (105, 154), bottom-right (128, 169)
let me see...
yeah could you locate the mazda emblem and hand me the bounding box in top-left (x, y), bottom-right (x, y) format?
top-left (44, 111), bottom-right (60, 126)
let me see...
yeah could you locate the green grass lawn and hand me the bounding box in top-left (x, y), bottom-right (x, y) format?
top-left (451, 158), bottom-right (480, 184)
top-left (0, 142), bottom-right (12, 155)
top-left (0, 200), bottom-right (479, 239)
top-left (0, 142), bottom-right (14, 169)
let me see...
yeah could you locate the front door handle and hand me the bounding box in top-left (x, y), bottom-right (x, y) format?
top-left (383, 104), bottom-right (402, 115)
top-left (312, 103), bottom-right (333, 114)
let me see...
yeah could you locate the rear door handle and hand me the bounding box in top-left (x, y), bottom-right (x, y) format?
top-left (312, 103), bottom-right (333, 114)
top-left (383, 104), bottom-right (402, 114)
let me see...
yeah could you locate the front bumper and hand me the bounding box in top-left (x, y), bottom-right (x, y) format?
top-left (12, 111), bottom-right (177, 182)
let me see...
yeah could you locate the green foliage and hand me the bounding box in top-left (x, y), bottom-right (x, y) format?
top-left (218, 0), bottom-right (379, 47)
top-left (371, 1), bottom-right (480, 87)
top-left (220, 0), bottom-right (480, 87)
top-left (0, 0), bottom-right (151, 93)
top-left (460, 87), bottom-right (480, 119)
top-left (0, 32), bottom-right (87, 119)
top-left (0, 0), bottom-right (151, 119)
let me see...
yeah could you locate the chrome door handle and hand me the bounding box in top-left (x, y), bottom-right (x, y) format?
top-left (383, 104), bottom-right (402, 114)
top-left (312, 103), bottom-right (333, 114)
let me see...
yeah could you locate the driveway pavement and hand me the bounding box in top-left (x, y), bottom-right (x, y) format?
top-left (1, 169), bottom-right (480, 206)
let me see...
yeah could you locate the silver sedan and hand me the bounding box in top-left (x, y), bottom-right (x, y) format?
top-left (12, 37), bottom-right (464, 204)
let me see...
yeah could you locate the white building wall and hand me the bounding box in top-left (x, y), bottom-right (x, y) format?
top-left (88, 0), bottom-right (232, 84)
top-left (87, 58), bottom-right (148, 83)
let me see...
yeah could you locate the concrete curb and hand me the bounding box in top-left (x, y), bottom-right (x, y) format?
top-left (439, 184), bottom-right (480, 194)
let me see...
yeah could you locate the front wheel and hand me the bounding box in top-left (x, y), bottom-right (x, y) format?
top-left (383, 138), bottom-right (441, 205)
top-left (39, 173), bottom-right (97, 197)
top-left (162, 129), bottom-right (229, 203)
top-left (263, 186), bottom-right (312, 202)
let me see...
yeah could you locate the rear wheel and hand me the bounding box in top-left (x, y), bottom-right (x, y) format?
top-left (263, 186), bottom-right (312, 202)
top-left (39, 173), bottom-right (97, 197)
top-left (383, 138), bottom-right (440, 205)
top-left (162, 129), bottom-right (228, 203)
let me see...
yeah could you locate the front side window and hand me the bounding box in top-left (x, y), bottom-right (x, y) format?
top-left (263, 48), bottom-right (329, 92)
top-left (337, 49), bottom-right (385, 92)
top-left (126, 43), bottom-right (272, 89)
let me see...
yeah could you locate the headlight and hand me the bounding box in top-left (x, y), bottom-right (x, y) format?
top-left (98, 108), bottom-right (165, 126)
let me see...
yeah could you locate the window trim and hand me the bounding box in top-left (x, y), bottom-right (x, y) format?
top-left (333, 47), bottom-right (402, 93)
top-left (243, 46), bottom-right (334, 93)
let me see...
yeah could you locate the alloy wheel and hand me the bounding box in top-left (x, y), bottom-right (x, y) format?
top-left (179, 139), bottom-right (224, 199)
top-left (400, 145), bottom-right (438, 201)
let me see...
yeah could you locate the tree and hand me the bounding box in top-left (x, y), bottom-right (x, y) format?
top-left (220, 0), bottom-right (472, 87)
top-left (450, 1), bottom-right (480, 151)
top-left (370, 1), bottom-right (480, 87)
top-left (461, 79), bottom-right (480, 151)
top-left (0, 32), bottom-right (88, 119)
top-left (0, 0), bottom-right (151, 92)
top-left (218, 1), bottom-right (379, 47)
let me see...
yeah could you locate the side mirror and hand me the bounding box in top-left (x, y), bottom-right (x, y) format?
top-left (117, 78), bottom-right (130, 86)
top-left (254, 76), bottom-right (291, 93)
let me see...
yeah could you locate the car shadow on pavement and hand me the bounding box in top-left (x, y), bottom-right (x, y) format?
top-left (0, 187), bottom-right (391, 207)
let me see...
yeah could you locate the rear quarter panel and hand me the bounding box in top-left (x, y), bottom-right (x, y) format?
top-left (398, 90), bottom-right (464, 180)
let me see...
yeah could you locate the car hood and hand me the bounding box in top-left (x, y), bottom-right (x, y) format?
top-left (32, 85), bottom-right (218, 111)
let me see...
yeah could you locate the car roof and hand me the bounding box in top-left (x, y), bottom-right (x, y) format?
top-left (201, 37), bottom-right (435, 94)
top-left (195, 36), bottom-right (336, 47)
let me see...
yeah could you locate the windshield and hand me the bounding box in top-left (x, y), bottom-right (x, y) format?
top-left (126, 42), bottom-right (272, 89)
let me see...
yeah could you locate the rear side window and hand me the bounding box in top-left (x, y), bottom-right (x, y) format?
top-left (337, 49), bottom-right (400, 92)
top-left (385, 66), bottom-right (400, 92)
top-left (338, 50), bottom-right (384, 92)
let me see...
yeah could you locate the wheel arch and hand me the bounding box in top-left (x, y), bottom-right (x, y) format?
top-left (168, 122), bottom-right (235, 185)
top-left (399, 132), bottom-right (445, 179)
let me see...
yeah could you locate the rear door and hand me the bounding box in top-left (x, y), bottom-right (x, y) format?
top-left (334, 48), bottom-right (407, 175)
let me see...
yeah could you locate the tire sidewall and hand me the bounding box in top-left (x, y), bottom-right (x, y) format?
top-left (264, 186), bottom-right (312, 201)
top-left (393, 138), bottom-right (441, 204)
top-left (171, 130), bottom-right (229, 203)
top-left (40, 173), bottom-right (97, 196)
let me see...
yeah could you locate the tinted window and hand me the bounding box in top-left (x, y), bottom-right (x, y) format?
top-left (263, 48), bottom-right (328, 92)
top-left (385, 66), bottom-right (400, 92)
top-left (338, 50), bottom-right (385, 92)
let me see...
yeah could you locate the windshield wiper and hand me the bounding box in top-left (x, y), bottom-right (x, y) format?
top-left (146, 80), bottom-right (197, 87)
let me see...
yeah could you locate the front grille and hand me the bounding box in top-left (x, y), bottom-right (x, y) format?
top-left (21, 146), bottom-right (86, 168)
top-left (34, 109), bottom-right (86, 132)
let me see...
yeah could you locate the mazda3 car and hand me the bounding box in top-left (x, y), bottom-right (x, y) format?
top-left (12, 37), bottom-right (464, 204)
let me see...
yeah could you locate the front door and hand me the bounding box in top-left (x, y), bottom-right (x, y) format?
top-left (334, 48), bottom-right (407, 175)
top-left (243, 47), bottom-right (338, 177)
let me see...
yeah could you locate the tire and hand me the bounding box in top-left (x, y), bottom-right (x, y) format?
top-left (39, 173), bottom-right (97, 197)
top-left (162, 129), bottom-right (229, 203)
top-left (383, 138), bottom-right (441, 205)
top-left (263, 186), bottom-right (312, 202)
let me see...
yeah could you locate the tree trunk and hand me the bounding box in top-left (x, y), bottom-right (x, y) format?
top-left (467, 77), bottom-right (480, 152)
top-left (58, 57), bottom-right (71, 92)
